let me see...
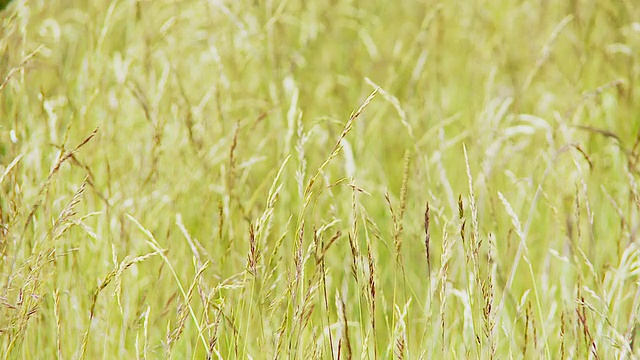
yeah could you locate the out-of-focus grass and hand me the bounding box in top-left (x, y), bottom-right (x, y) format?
top-left (1, 0), bottom-right (640, 358)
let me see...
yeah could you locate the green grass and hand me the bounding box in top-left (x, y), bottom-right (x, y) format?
top-left (1, 0), bottom-right (640, 358)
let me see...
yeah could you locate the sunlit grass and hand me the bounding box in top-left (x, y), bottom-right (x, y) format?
top-left (1, 0), bottom-right (640, 358)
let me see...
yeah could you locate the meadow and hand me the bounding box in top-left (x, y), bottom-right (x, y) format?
top-left (1, 0), bottom-right (640, 358)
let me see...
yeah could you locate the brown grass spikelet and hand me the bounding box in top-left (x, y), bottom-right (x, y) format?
top-left (424, 201), bottom-right (431, 278)
top-left (399, 150), bottom-right (410, 222)
top-left (247, 223), bottom-right (258, 276)
top-left (336, 291), bottom-right (352, 360)
top-left (348, 185), bottom-right (359, 282)
top-left (227, 121), bottom-right (240, 192)
top-left (523, 301), bottom-right (531, 357)
top-left (560, 310), bottom-right (566, 359)
top-left (576, 295), bottom-right (599, 360)
top-left (531, 301), bottom-right (538, 352)
top-left (315, 229), bottom-right (341, 266)
top-left (366, 242), bottom-right (376, 312)
top-left (364, 229), bottom-right (378, 359)
top-left (458, 195), bottom-right (466, 245)
top-left (347, 233), bottom-right (359, 282)
top-left (206, 308), bottom-right (224, 360)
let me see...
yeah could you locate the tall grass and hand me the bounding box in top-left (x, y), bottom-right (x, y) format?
top-left (1, 0), bottom-right (640, 358)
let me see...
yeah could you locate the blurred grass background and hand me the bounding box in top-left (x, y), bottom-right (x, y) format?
top-left (1, 0), bottom-right (640, 358)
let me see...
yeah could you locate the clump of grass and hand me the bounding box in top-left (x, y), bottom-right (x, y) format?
top-left (2, 0), bottom-right (640, 358)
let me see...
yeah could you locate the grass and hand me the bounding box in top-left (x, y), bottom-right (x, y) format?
top-left (1, 0), bottom-right (640, 358)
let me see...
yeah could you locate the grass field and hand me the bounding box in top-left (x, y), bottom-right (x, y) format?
top-left (1, 0), bottom-right (640, 358)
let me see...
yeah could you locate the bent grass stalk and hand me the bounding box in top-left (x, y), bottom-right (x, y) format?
top-left (126, 214), bottom-right (221, 360)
